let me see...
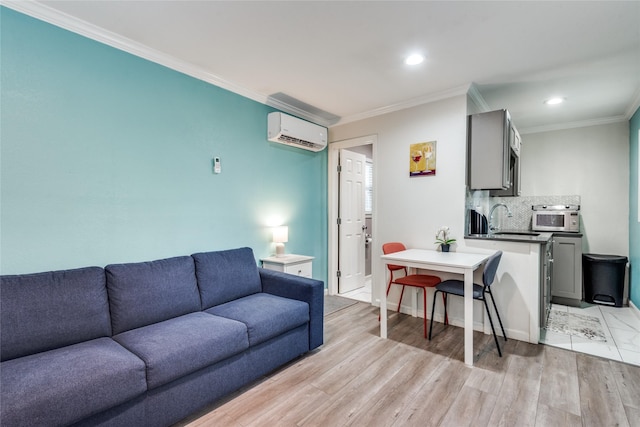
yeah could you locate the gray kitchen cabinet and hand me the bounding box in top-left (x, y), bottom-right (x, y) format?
top-left (539, 239), bottom-right (553, 329)
top-left (467, 109), bottom-right (521, 195)
top-left (491, 127), bottom-right (521, 197)
top-left (551, 235), bottom-right (583, 306)
top-left (468, 109), bottom-right (510, 190)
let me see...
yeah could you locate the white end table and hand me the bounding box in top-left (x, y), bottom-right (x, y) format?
top-left (261, 254), bottom-right (314, 278)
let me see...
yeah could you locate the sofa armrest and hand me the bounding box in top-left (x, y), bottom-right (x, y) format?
top-left (259, 268), bottom-right (323, 350)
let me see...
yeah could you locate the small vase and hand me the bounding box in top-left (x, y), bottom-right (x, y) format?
top-left (441, 244), bottom-right (450, 253)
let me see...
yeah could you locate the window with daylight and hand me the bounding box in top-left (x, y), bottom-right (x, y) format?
top-left (365, 161), bottom-right (373, 214)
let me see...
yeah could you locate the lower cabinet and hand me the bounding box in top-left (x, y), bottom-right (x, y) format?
top-left (551, 235), bottom-right (583, 306)
top-left (540, 240), bottom-right (553, 329)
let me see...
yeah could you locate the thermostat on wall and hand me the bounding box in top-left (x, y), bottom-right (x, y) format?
top-left (213, 157), bottom-right (221, 174)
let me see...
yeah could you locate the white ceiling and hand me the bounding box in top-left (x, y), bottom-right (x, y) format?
top-left (6, 1), bottom-right (640, 133)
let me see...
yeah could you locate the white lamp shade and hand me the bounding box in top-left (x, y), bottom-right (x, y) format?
top-left (273, 226), bottom-right (288, 257)
top-left (272, 226), bottom-right (288, 243)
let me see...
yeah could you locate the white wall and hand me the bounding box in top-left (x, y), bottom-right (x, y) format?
top-left (330, 95), bottom-right (471, 310)
top-left (521, 122), bottom-right (629, 256)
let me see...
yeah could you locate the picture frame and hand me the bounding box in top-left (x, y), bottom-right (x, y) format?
top-left (409, 141), bottom-right (436, 177)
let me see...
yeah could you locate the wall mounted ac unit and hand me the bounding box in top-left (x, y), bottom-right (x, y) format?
top-left (267, 112), bottom-right (328, 152)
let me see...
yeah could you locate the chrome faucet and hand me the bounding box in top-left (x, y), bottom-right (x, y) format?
top-left (489, 203), bottom-right (513, 232)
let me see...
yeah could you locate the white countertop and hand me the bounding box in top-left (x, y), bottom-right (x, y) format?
top-left (381, 248), bottom-right (491, 269)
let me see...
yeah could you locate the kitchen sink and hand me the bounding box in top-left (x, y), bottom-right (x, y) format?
top-left (492, 231), bottom-right (540, 236)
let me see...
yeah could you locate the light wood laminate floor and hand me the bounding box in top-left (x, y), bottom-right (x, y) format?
top-left (176, 302), bottom-right (640, 427)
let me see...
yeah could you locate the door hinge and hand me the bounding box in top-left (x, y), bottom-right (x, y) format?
top-left (337, 218), bottom-right (342, 225)
top-left (337, 165), bottom-right (342, 173)
top-left (336, 270), bottom-right (341, 277)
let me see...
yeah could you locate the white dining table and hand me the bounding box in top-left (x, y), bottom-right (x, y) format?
top-left (380, 248), bottom-right (494, 366)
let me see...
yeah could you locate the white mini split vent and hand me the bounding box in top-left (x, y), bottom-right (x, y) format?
top-left (267, 112), bottom-right (328, 152)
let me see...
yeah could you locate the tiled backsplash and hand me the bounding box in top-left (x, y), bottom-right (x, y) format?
top-left (467, 191), bottom-right (581, 231)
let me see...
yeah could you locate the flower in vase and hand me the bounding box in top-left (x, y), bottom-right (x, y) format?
top-left (434, 226), bottom-right (457, 245)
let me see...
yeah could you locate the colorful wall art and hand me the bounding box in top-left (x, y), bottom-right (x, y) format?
top-left (409, 141), bottom-right (436, 177)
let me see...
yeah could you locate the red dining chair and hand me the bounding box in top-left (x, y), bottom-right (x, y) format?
top-left (382, 242), bottom-right (442, 338)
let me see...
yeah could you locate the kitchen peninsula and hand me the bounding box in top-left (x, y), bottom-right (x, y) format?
top-left (463, 194), bottom-right (582, 344)
top-left (465, 231), bottom-right (553, 344)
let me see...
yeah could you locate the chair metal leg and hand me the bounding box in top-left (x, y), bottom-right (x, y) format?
top-left (487, 289), bottom-right (507, 341)
top-left (429, 290), bottom-right (438, 340)
top-left (442, 294), bottom-right (448, 325)
top-left (422, 287), bottom-right (427, 338)
top-left (443, 294), bottom-right (448, 326)
top-left (482, 297), bottom-right (502, 357)
top-left (398, 286), bottom-right (405, 313)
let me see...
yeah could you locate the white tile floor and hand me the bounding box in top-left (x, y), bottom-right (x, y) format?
top-left (340, 276), bottom-right (372, 303)
top-left (342, 279), bottom-right (640, 366)
top-left (540, 303), bottom-right (640, 366)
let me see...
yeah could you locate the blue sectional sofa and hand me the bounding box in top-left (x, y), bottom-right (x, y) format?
top-left (0, 247), bottom-right (323, 427)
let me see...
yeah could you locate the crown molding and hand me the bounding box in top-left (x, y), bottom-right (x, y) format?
top-left (625, 87), bottom-right (640, 120)
top-left (519, 115), bottom-right (629, 135)
top-left (466, 83), bottom-right (491, 113)
top-left (264, 98), bottom-right (334, 128)
top-left (1, 0), bottom-right (332, 126)
top-left (335, 83), bottom-right (472, 126)
top-left (5, 2), bottom-right (637, 132)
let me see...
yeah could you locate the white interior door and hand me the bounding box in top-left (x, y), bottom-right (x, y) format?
top-left (338, 149), bottom-right (366, 294)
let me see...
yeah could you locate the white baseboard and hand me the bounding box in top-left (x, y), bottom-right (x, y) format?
top-left (630, 300), bottom-right (640, 321)
top-left (390, 303), bottom-right (530, 342)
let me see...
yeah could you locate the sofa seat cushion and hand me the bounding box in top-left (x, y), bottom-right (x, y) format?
top-left (113, 312), bottom-right (249, 390)
top-left (0, 337), bottom-right (146, 427)
top-left (206, 293), bottom-right (309, 347)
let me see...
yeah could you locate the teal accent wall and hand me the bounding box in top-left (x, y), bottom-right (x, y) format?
top-left (0, 7), bottom-right (327, 282)
top-left (630, 106), bottom-right (640, 308)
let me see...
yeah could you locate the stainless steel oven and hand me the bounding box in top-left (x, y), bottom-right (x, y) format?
top-left (532, 205), bottom-right (580, 233)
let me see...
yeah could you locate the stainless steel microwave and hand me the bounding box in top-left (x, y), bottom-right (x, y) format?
top-left (532, 205), bottom-right (580, 232)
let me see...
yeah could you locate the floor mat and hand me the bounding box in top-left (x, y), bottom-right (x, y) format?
top-left (546, 309), bottom-right (607, 342)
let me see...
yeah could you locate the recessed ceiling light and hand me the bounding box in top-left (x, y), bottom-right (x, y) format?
top-left (405, 54), bottom-right (425, 66)
top-left (544, 97), bottom-right (564, 105)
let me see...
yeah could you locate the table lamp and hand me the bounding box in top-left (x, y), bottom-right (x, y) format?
top-left (273, 226), bottom-right (288, 257)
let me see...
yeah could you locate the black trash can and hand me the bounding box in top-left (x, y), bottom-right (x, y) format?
top-left (582, 254), bottom-right (628, 307)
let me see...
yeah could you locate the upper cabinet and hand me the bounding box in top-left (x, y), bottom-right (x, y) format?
top-left (467, 109), bottom-right (521, 196)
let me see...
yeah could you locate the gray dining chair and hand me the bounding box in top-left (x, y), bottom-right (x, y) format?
top-left (428, 250), bottom-right (507, 356)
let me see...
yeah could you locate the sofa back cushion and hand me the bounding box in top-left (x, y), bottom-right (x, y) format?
top-left (106, 256), bottom-right (200, 334)
top-left (192, 247), bottom-right (261, 309)
top-left (0, 267), bottom-right (110, 361)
